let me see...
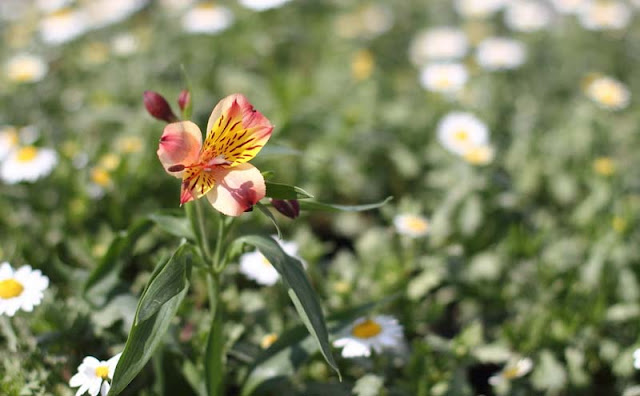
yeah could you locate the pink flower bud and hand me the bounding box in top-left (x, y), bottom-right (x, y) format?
top-left (271, 199), bottom-right (300, 219)
top-left (143, 90), bottom-right (178, 123)
top-left (178, 89), bottom-right (191, 112)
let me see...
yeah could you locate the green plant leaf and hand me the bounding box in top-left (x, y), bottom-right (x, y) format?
top-left (205, 301), bottom-right (225, 396)
top-left (137, 243), bottom-right (194, 323)
top-left (84, 218), bottom-right (153, 304)
top-left (299, 196), bottom-right (393, 213)
top-left (148, 212), bottom-right (195, 240)
top-left (234, 235), bottom-right (340, 382)
top-left (265, 182), bottom-right (314, 200)
top-left (255, 202), bottom-right (282, 239)
top-left (108, 250), bottom-right (190, 396)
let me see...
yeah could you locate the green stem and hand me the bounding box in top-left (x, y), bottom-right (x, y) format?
top-left (186, 200), bottom-right (212, 263)
top-left (205, 272), bottom-right (225, 396)
top-left (213, 214), bottom-right (227, 273)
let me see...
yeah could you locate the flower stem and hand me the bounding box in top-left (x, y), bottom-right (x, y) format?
top-left (186, 200), bottom-right (212, 264)
top-left (205, 272), bottom-right (225, 396)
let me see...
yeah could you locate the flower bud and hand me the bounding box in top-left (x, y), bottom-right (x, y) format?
top-left (178, 89), bottom-right (191, 112)
top-left (143, 90), bottom-right (178, 123)
top-left (271, 199), bottom-right (300, 219)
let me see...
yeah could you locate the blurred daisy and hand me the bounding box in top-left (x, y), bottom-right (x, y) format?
top-left (454, 0), bottom-right (507, 18)
top-left (69, 353), bottom-right (122, 396)
top-left (578, 0), bottom-right (631, 30)
top-left (335, 4), bottom-right (394, 39)
top-left (0, 127), bottom-right (19, 160)
top-left (393, 214), bottom-right (430, 238)
top-left (593, 157), bottom-right (615, 176)
top-left (0, 262), bottom-right (49, 317)
top-left (548, 0), bottom-right (588, 14)
top-left (409, 27), bottom-right (469, 66)
top-left (182, 3), bottom-right (234, 34)
top-left (5, 53), bottom-right (48, 83)
top-left (489, 357), bottom-right (533, 386)
top-left (1, 146), bottom-right (58, 184)
top-left (85, 0), bottom-right (148, 29)
top-left (239, 239), bottom-right (302, 286)
top-left (633, 348), bottom-right (640, 369)
top-left (584, 75), bottom-right (630, 110)
top-left (39, 8), bottom-right (89, 45)
top-left (238, 0), bottom-right (292, 11)
top-left (333, 315), bottom-right (404, 358)
top-left (260, 333), bottom-right (278, 349)
top-left (476, 37), bottom-right (527, 71)
top-left (111, 33), bottom-right (140, 57)
top-left (351, 49), bottom-right (375, 81)
top-left (35, 0), bottom-right (71, 13)
top-left (437, 112), bottom-right (489, 156)
top-left (419, 63), bottom-right (468, 94)
top-left (463, 144), bottom-right (495, 165)
top-left (504, 0), bottom-right (552, 32)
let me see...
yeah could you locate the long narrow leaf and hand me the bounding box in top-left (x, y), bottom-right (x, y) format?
top-left (299, 197), bottom-right (393, 213)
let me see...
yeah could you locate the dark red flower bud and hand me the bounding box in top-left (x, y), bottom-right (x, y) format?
top-left (143, 90), bottom-right (178, 123)
top-left (178, 89), bottom-right (191, 112)
top-left (271, 199), bottom-right (300, 219)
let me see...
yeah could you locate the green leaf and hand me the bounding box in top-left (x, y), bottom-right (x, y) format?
top-left (205, 300), bottom-right (225, 396)
top-left (108, 251), bottom-right (190, 396)
top-left (234, 235), bottom-right (340, 381)
top-left (265, 182), bottom-right (314, 200)
top-left (255, 202), bottom-right (282, 239)
top-left (137, 244), bottom-right (193, 323)
top-left (299, 196), bottom-right (393, 213)
top-left (148, 212), bottom-right (195, 240)
top-left (84, 218), bottom-right (153, 304)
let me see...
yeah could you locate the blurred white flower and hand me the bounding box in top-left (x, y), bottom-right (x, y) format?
top-left (489, 357), bottom-right (533, 386)
top-left (335, 4), bottom-right (393, 39)
top-left (182, 3), bottom-right (234, 34)
top-left (419, 62), bottom-right (468, 94)
top-left (578, 0), bottom-right (631, 31)
top-left (333, 315), bottom-right (404, 358)
top-left (111, 33), bottom-right (140, 57)
top-left (454, 0), bottom-right (508, 18)
top-left (1, 146), bottom-right (58, 184)
top-left (238, 0), bottom-right (292, 11)
top-left (633, 348), bottom-right (640, 369)
top-left (69, 353), bottom-right (121, 396)
top-left (35, 0), bottom-right (71, 13)
top-left (476, 37), bottom-right (527, 71)
top-left (463, 144), bottom-right (495, 165)
top-left (504, 0), bottom-right (552, 32)
top-left (548, 0), bottom-right (588, 14)
top-left (239, 239), bottom-right (302, 286)
top-left (5, 54), bottom-right (48, 83)
top-left (409, 27), bottom-right (469, 66)
top-left (584, 75), bottom-right (630, 110)
top-left (437, 112), bottom-right (489, 156)
top-left (0, 127), bottom-right (19, 161)
top-left (393, 214), bottom-right (430, 238)
top-left (39, 8), bottom-right (89, 45)
top-left (85, 0), bottom-right (148, 29)
top-left (0, 262), bottom-right (49, 317)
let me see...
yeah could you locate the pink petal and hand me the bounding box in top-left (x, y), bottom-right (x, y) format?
top-left (205, 94), bottom-right (273, 142)
top-left (205, 163), bottom-right (265, 216)
top-left (157, 121), bottom-right (202, 178)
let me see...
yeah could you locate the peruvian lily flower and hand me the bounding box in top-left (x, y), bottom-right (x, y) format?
top-left (157, 94), bottom-right (273, 216)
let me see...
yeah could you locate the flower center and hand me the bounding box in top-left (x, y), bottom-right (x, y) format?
top-left (351, 319), bottom-right (382, 339)
top-left (94, 365), bottom-right (109, 380)
top-left (596, 84), bottom-right (622, 106)
top-left (502, 366), bottom-right (521, 380)
top-left (0, 278), bottom-right (24, 299)
top-left (16, 146), bottom-right (38, 162)
top-left (261, 256), bottom-right (272, 267)
top-left (406, 217), bottom-right (428, 233)
top-left (435, 75), bottom-right (452, 89)
top-left (453, 129), bottom-right (469, 142)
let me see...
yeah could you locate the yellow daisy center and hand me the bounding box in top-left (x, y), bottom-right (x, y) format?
top-left (595, 83), bottom-right (623, 106)
top-left (51, 8), bottom-right (73, 18)
top-left (351, 50), bottom-right (374, 81)
top-left (405, 217), bottom-right (428, 233)
top-left (351, 319), bottom-right (382, 339)
top-left (94, 365), bottom-right (109, 380)
top-left (0, 278), bottom-right (24, 299)
top-left (435, 75), bottom-right (452, 89)
top-left (261, 256), bottom-right (272, 267)
top-left (612, 216), bottom-right (627, 233)
top-left (91, 167), bottom-right (112, 187)
top-left (260, 333), bottom-right (278, 349)
top-left (9, 63), bottom-right (39, 82)
top-left (593, 157), bottom-right (615, 176)
top-left (502, 366), bottom-right (521, 379)
top-left (453, 129), bottom-right (469, 142)
top-left (464, 146), bottom-right (493, 165)
top-left (16, 146), bottom-right (38, 163)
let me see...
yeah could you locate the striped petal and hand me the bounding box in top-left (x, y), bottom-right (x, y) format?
top-left (157, 121), bottom-right (202, 178)
top-left (179, 167), bottom-right (217, 205)
top-left (205, 163), bottom-right (265, 216)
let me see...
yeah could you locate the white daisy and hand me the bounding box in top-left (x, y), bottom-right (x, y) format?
top-left (409, 27), bottom-right (469, 66)
top-left (504, 0), bottom-right (552, 32)
top-left (5, 53), bottom-right (48, 84)
top-left (111, 33), bottom-right (140, 57)
top-left (0, 127), bottom-right (19, 161)
top-left (333, 315), bottom-right (404, 358)
top-left (182, 3), bottom-right (234, 35)
top-left (69, 353), bottom-right (122, 396)
top-left (437, 112), bottom-right (489, 156)
top-left (577, 0), bottom-right (631, 31)
top-left (584, 75), bottom-right (630, 110)
top-left (633, 348), bottom-right (640, 369)
top-left (39, 8), bottom-right (89, 45)
top-left (238, 0), bottom-right (292, 11)
top-left (419, 62), bottom-right (468, 94)
top-left (454, 0), bottom-right (508, 18)
top-left (463, 143), bottom-right (495, 165)
top-left (1, 146), bottom-right (58, 184)
top-left (489, 357), bottom-right (533, 386)
top-left (84, 0), bottom-right (148, 29)
top-left (393, 214), bottom-right (430, 238)
top-left (548, 0), bottom-right (588, 14)
top-left (0, 262), bottom-right (49, 317)
top-left (476, 37), bottom-right (527, 71)
top-left (239, 239), bottom-right (302, 286)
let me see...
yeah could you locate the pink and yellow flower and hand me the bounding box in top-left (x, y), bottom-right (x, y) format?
top-left (157, 94), bottom-right (273, 216)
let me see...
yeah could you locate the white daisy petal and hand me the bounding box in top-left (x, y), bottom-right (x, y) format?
top-left (0, 263), bottom-right (49, 317)
top-left (333, 315), bottom-right (405, 359)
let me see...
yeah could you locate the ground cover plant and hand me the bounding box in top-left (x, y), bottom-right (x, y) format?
top-left (1, 0), bottom-right (640, 395)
